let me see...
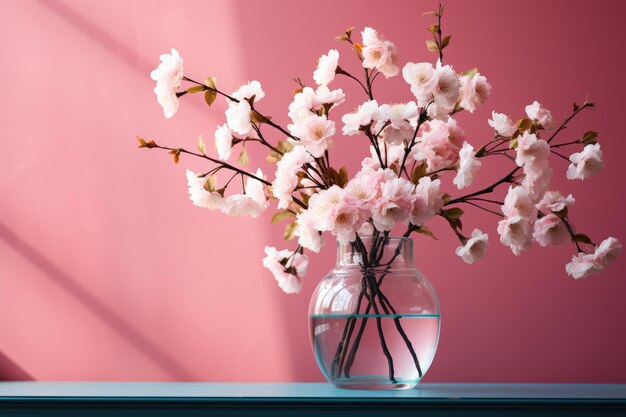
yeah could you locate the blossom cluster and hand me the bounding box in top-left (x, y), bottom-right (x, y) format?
top-left (145, 20), bottom-right (621, 294)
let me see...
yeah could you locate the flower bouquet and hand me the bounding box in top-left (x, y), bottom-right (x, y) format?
top-left (139, 4), bottom-right (621, 389)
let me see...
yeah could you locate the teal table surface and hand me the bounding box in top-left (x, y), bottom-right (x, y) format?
top-left (0, 382), bottom-right (625, 416)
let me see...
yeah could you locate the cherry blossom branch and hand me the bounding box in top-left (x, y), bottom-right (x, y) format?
top-left (459, 201), bottom-right (504, 217)
top-left (183, 76), bottom-right (300, 142)
top-left (399, 109), bottom-right (429, 175)
top-left (550, 149), bottom-right (571, 162)
top-left (546, 100), bottom-right (594, 144)
top-left (446, 166), bottom-right (519, 206)
top-left (336, 67), bottom-right (370, 96)
top-left (550, 139), bottom-right (581, 149)
top-left (145, 143), bottom-right (310, 209)
top-left (466, 197), bottom-right (503, 205)
top-left (561, 217), bottom-right (583, 253)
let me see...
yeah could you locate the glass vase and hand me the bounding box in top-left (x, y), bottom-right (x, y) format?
top-left (309, 237), bottom-right (440, 390)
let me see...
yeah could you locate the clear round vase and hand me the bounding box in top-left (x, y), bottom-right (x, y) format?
top-left (309, 237), bottom-right (440, 390)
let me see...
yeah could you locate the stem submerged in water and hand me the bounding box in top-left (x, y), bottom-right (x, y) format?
top-left (330, 237), bottom-right (424, 382)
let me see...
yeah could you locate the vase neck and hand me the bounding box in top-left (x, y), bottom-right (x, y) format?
top-left (336, 237), bottom-right (414, 269)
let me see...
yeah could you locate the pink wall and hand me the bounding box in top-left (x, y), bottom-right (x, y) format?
top-left (1, 0), bottom-right (625, 382)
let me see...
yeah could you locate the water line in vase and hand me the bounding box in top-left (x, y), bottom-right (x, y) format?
top-left (330, 235), bottom-right (424, 382)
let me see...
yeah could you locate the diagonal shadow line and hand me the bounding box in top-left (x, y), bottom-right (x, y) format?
top-left (36, 0), bottom-right (225, 114)
top-left (0, 222), bottom-right (196, 380)
top-left (0, 351), bottom-right (33, 381)
top-left (37, 0), bottom-right (153, 75)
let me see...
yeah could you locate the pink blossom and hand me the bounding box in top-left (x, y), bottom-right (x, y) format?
top-left (371, 177), bottom-right (415, 231)
top-left (459, 73), bottom-right (491, 113)
top-left (432, 60), bottom-right (460, 111)
top-left (307, 185), bottom-right (345, 232)
top-left (453, 142), bottom-right (482, 189)
top-left (295, 210), bottom-right (325, 253)
top-left (214, 124), bottom-right (233, 161)
top-left (445, 117), bottom-right (466, 147)
top-left (150, 48), bottom-right (184, 118)
top-left (536, 191), bottom-right (575, 213)
top-left (364, 138), bottom-right (408, 168)
top-left (221, 169), bottom-right (268, 218)
top-left (231, 80), bottom-right (265, 102)
top-left (532, 214), bottom-right (568, 247)
top-left (185, 170), bottom-right (223, 210)
top-left (565, 237), bottom-right (621, 279)
top-left (312, 86), bottom-right (346, 108)
top-left (488, 111), bottom-right (516, 136)
top-left (225, 100), bottom-right (252, 135)
top-left (410, 176), bottom-right (443, 225)
top-left (345, 177), bottom-right (378, 208)
top-left (225, 81), bottom-right (265, 135)
top-left (515, 132), bottom-right (550, 167)
top-left (427, 102), bottom-right (455, 120)
top-left (221, 194), bottom-right (264, 218)
top-left (361, 27), bottom-right (400, 78)
top-left (313, 49), bottom-right (339, 86)
top-left (521, 159), bottom-right (552, 202)
top-left (501, 186), bottom-right (537, 220)
top-left (413, 119), bottom-right (460, 172)
top-left (566, 143), bottom-right (604, 180)
top-left (341, 100), bottom-right (379, 136)
top-left (262, 246), bottom-right (309, 294)
top-left (357, 221), bottom-right (375, 237)
top-left (375, 102), bottom-right (418, 145)
top-left (290, 115), bottom-right (335, 158)
top-left (497, 215), bottom-right (533, 255)
top-left (564, 253), bottom-right (597, 279)
top-left (354, 167), bottom-right (397, 192)
top-left (377, 102), bottom-right (418, 130)
top-left (525, 101), bottom-right (555, 130)
top-left (402, 62), bottom-right (438, 107)
top-left (379, 124), bottom-right (414, 146)
top-left (328, 201), bottom-right (365, 243)
top-left (272, 145), bottom-right (314, 209)
top-left (455, 229), bottom-right (489, 264)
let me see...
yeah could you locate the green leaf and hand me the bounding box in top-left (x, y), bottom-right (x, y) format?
top-left (443, 207), bottom-right (464, 220)
top-left (204, 175), bottom-right (217, 192)
top-left (441, 35), bottom-right (451, 49)
top-left (422, 10), bottom-right (439, 16)
top-left (284, 221), bottom-right (297, 240)
top-left (509, 137), bottom-right (518, 149)
top-left (442, 207), bottom-right (464, 231)
top-left (205, 76), bottom-right (217, 90)
top-left (136, 135), bottom-right (157, 149)
top-left (186, 85), bottom-right (205, 94)
top-left (581, 131), bottom-right (598, 145)
top-left (410, 162), bottom-right (428, 184)
top-left (426, 40), bottom-right (439, 52)
top-left (415, 225), bottom-right (438, 240)
top-left (204, 89), bottom-right (217, 107)
top-left (271, 210), bottom-right (296, 224)
top-left (337, 167), bottom-right (349, 188)
top-left (461, 67), bottom-right (478, 79)
top-left (197, 134), bottom-right (206, 154)
top-left (237, 148), bottom-right (249, 165)
top-left (167, 149), bottom-right (180, 164)
top-left (516, 118), bottom-right (534, 131)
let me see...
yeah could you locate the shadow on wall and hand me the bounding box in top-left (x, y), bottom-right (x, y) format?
top-left (0, 222), bottom-right (196, 380)
top-left (0, 351), bottom-right (32, 381)
top-left (38, 0), bottom-right (152, 74)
